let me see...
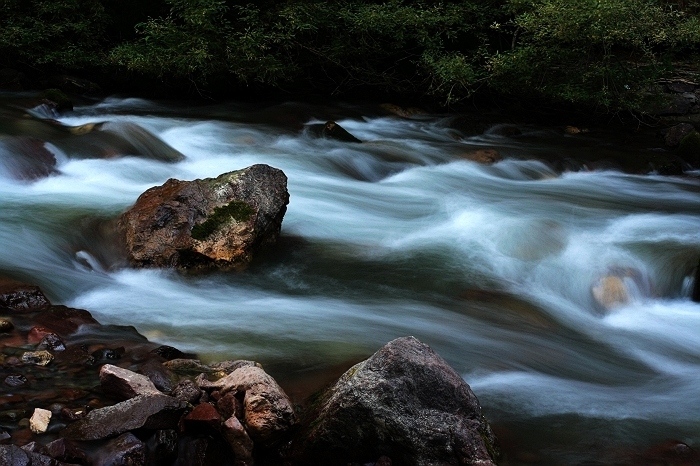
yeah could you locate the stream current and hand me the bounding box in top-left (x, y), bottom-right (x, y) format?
top-left (1, 96), bottom-right (699, 464)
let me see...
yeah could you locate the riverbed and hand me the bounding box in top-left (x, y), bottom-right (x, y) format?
top-left (1, 95), bottom-right (699, 464)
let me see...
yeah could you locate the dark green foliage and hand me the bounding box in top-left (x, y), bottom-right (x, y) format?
top-left (191, 201), bottom-right (254, 241)
top-left (489, 0), bottom-right (700, 109)
top-left (109, 0), bottom-right (500, 102)
top-left (1, 0), bottom-right (699, 110)
top-left (0, 0), bottom-right (109, 69)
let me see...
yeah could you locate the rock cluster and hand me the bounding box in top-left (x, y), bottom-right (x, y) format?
top-left (1, 278), bottom-right (499, 466)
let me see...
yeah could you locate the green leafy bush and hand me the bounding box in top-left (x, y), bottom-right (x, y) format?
top-left (0, 0), bottom-right (109, 69)
top-left (489, 0), bottom-right (700, 108)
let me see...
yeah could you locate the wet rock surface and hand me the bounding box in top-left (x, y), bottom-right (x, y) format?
top-left (291, 336), bottom-right (500, 466)
top-left (118, 164), bottom-right (289, 271)
top-left (7, 277), bottom-right (639, 466)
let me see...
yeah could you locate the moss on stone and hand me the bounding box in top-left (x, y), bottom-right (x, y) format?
top-left (191, 201), bottom-right (254, 241)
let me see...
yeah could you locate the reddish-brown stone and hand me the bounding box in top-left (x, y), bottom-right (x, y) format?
top-left (27, 326), bottom-right (54, 344)
top-left (118, 164), bottom-right (289, 271)
top-left (183, 403), bottom-right (222, 433)
top-left (34, 305), bottom-right (98, 336)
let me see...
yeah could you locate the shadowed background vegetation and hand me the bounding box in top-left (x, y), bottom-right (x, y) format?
top-left (1, 0), bottom-right (699, 109)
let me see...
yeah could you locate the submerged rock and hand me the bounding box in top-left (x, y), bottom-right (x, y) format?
top-left (458, 148), bottom-right (502, 164)
top-left (291, 336), bottom-right (499, 465)
top-left (118, 164), bottom-right (289, 271)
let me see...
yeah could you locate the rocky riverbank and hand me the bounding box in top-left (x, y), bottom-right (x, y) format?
top-left (0, 277), bottom-right (500, 465)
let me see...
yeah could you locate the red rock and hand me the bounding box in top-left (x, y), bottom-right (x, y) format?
top-left (34, 306), bottom-right (98, 336)
top-left (27, 326), bottom-right (54, 344)
top-left (184, 403), bottom-right (222, 433)
top-left (10, 428), bottom-right (34, 446)
top-left (0, 332), bottom-right (25, 349)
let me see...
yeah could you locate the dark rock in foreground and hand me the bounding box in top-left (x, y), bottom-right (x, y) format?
top-left (118, 164), bottom-right (289, 271)
top-left (61, 394), bottom-right (188, 441)
top-left (291, 336), bottom-right (499, 466)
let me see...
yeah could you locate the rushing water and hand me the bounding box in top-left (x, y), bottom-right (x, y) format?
top-left (1, 95), bottom-right (699, 463)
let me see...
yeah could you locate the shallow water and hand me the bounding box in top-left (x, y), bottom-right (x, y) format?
top-left (1, 95), bottom-right (699, 463)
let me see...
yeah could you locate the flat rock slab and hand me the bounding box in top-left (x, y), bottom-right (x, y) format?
top-left (62, 394), bottom-right (188, 441)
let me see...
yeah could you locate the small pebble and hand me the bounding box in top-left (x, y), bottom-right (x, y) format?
top-left (29, 408), bottom-right (51, 434)
top-left (4, 374), bottom-right (28, 387)
top-left (21, 350), bottom-right (53, 366)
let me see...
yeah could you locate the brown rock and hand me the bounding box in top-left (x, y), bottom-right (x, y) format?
top-left (145, 430), bottom-right (178, 466)
top-left (637, 439), bottom-right (700, 465)
top-left (99, 364), bottom-right (162, 400)
top-left (592, 276), bottom-right (629, 309)
top-left (118, 164), bottom-right (289, 271)
top-left (200, 366), bottom-right (296, 446)
top-left (163, 359), bottom-right (213, 375)
top-left (216, 392), bottom-right (244, 421)
top-left (183, 403), bottom-right (222, 433)
top-left (45, 438), bottom-right (87, 464)
top-left (27, 326), bottom-right (54, 344)
top-left (459, 148), bottom-right (502, 164)
top-left (222, 416), bottom-right (254, 466)
top-left (379, 103), bottom-right (427, 119)
top-left (34, 306), bottom-right (98, 336)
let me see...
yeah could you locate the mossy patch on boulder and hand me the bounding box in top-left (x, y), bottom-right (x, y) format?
top-left (191, 201), bottom-right (254, 241)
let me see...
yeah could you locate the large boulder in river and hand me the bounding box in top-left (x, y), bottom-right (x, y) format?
top-left (291, 336), bottom-right (499, 465)
top-left (118, 164), bottom-right (289, 270)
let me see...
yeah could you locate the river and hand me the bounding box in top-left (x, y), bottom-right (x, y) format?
top-left (1, 95), bottom-right (699, 464)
